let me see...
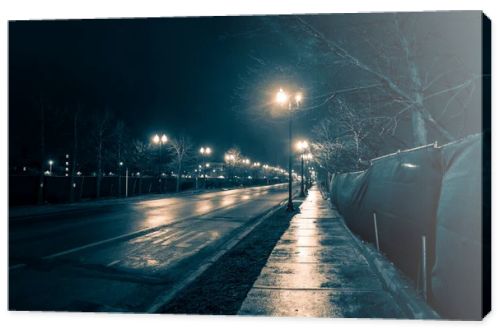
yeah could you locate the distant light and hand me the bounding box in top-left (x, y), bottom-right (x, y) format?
top-left (119, 161), bottom-right (124, 166)
top-left (295, 92), bottom-right (303, 104)
top-left (48, 160), bottom-right (54, 166)
top-left (161, 134), bottom-right (168, 144)
top-left (200, 147), bottom-right (212, 155)
top-left (153, 134), bottom-right (160, 144)
top-left (296, 140), bottom-right (309, 151)
top-left (276, 88), bottom-right (289, 105)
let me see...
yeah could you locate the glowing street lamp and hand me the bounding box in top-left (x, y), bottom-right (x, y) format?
top-left (276, 87), bottom-right (303, 211)
top-left (304, 153), bottom-right (313, 188)
top-left (48, 160), bottom-right (54, 174)
top-left (199, 146), bottom-right (212, 189)
top-left (224, 154), bottom-right (235, 162)
top-left (117, 161), bottom-right (124, 196)
top-left (152, 133), bottom-right (168, 192)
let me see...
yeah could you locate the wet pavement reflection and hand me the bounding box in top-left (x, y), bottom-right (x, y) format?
top-left (9, 184), bottom-right (290, 311)
top-left (238, 187), bottom-right (405, 318)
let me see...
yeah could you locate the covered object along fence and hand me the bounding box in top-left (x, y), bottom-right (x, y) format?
top-left (329, 133), bottom-right (488, 320)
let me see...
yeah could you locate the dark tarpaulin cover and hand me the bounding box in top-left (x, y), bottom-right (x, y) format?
top-left (431, 134), bottom-right (483, 320)
top-left (332, 145), bottom-right (442, 285)
top-left (330, 134), bottom-right (484, 319)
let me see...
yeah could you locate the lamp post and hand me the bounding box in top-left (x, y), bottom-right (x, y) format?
top-left (200, 147), bottom-right (212, 189)
top-left (118, 161), bottom-right (123, 197)
top-left (48, 160), bottom-right (54, 175)
top-left (152, 133), bottom-right (168, 192)
top-left (224, 153), bottom-right (236, 181)
top-left (304, 153), bottom-right (313, 189)
top-left (276, 88), bottom-right (302, 211)
top-left (296, 140), bottom-right (308, 197)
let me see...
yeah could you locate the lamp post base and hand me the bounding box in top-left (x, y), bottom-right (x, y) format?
top-left (286, 200), bottom-right (294, 212)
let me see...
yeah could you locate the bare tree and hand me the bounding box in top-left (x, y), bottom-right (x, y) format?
top-left (223, 147), bottom-right (242, 180)
top-left (167, 135), bottom-right (195, 192)
top-left (129, 139), bottom-right (154, 174)
top-left (113, 120), bottom-right (126, 196)
top-left (90, 109), bottom-right (113, 198)
top-left (311, 97), bottom-right (393, 173)
top-left (292, 13), bottom-right (479, 146)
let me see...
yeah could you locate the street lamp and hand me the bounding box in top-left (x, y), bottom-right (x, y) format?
top-left (296, 140), bottom-right (309, 197)
top-left (200, 146), bottom-right (212, 189)
top-left (276, 87), bottom-right (303, 211)
top-left (118, 161), bottom-right (124, 196)
top-left (48, 160), bottom-right (54, 174)
top-left (304, 153), bottom-right (313, 188)
top-left (152, 133), bottom-right (168, 192)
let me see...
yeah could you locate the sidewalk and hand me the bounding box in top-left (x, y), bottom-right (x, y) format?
top-left (238, 187), bottom-right (406, 318)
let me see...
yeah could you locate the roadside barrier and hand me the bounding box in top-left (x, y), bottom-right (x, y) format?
top-left (329, 133), bottom-right (486, 320)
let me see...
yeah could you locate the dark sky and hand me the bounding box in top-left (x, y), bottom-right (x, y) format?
top-left (9, 16), bottom-right (310, 166)
top-left (9, 12), bottom-right (482, 168)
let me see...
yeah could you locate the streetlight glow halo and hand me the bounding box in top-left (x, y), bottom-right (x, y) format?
top-left (276, 88), bottom-right (289, 105)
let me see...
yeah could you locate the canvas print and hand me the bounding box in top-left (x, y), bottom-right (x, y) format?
top-left (8, 11), bottom-right (490, 320)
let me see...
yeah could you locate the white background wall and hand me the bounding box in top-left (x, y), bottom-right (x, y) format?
top-left (1, 1), bottom-right (498, 333)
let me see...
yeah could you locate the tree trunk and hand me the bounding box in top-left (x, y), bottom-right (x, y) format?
top-left (412, 106), bottom-right (428, 146)
top-left (176, 164), bottom-right (182, 192)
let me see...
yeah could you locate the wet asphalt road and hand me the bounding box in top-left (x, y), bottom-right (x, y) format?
top-left (9, 184), bottom-right (290, 312)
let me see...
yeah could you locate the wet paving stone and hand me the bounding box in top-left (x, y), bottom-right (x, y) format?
top-left (238, 187), bottom-right (405, 318)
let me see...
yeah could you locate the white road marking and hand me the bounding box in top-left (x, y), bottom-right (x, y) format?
top-left (106, 260), bottom-right (121, 267)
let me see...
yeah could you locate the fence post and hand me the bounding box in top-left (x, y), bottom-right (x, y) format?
top-left (373, 212), bottom-right (380, 251)
top-left (421, 235), bottom-right (428, 301)
top-left (125, 168), bottom-right (129, 198)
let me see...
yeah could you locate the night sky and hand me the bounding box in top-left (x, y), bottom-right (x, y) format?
top-left (9, 16), bottom-right (314, 166)
top-left (9, 12), bottom-right (482, 168)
